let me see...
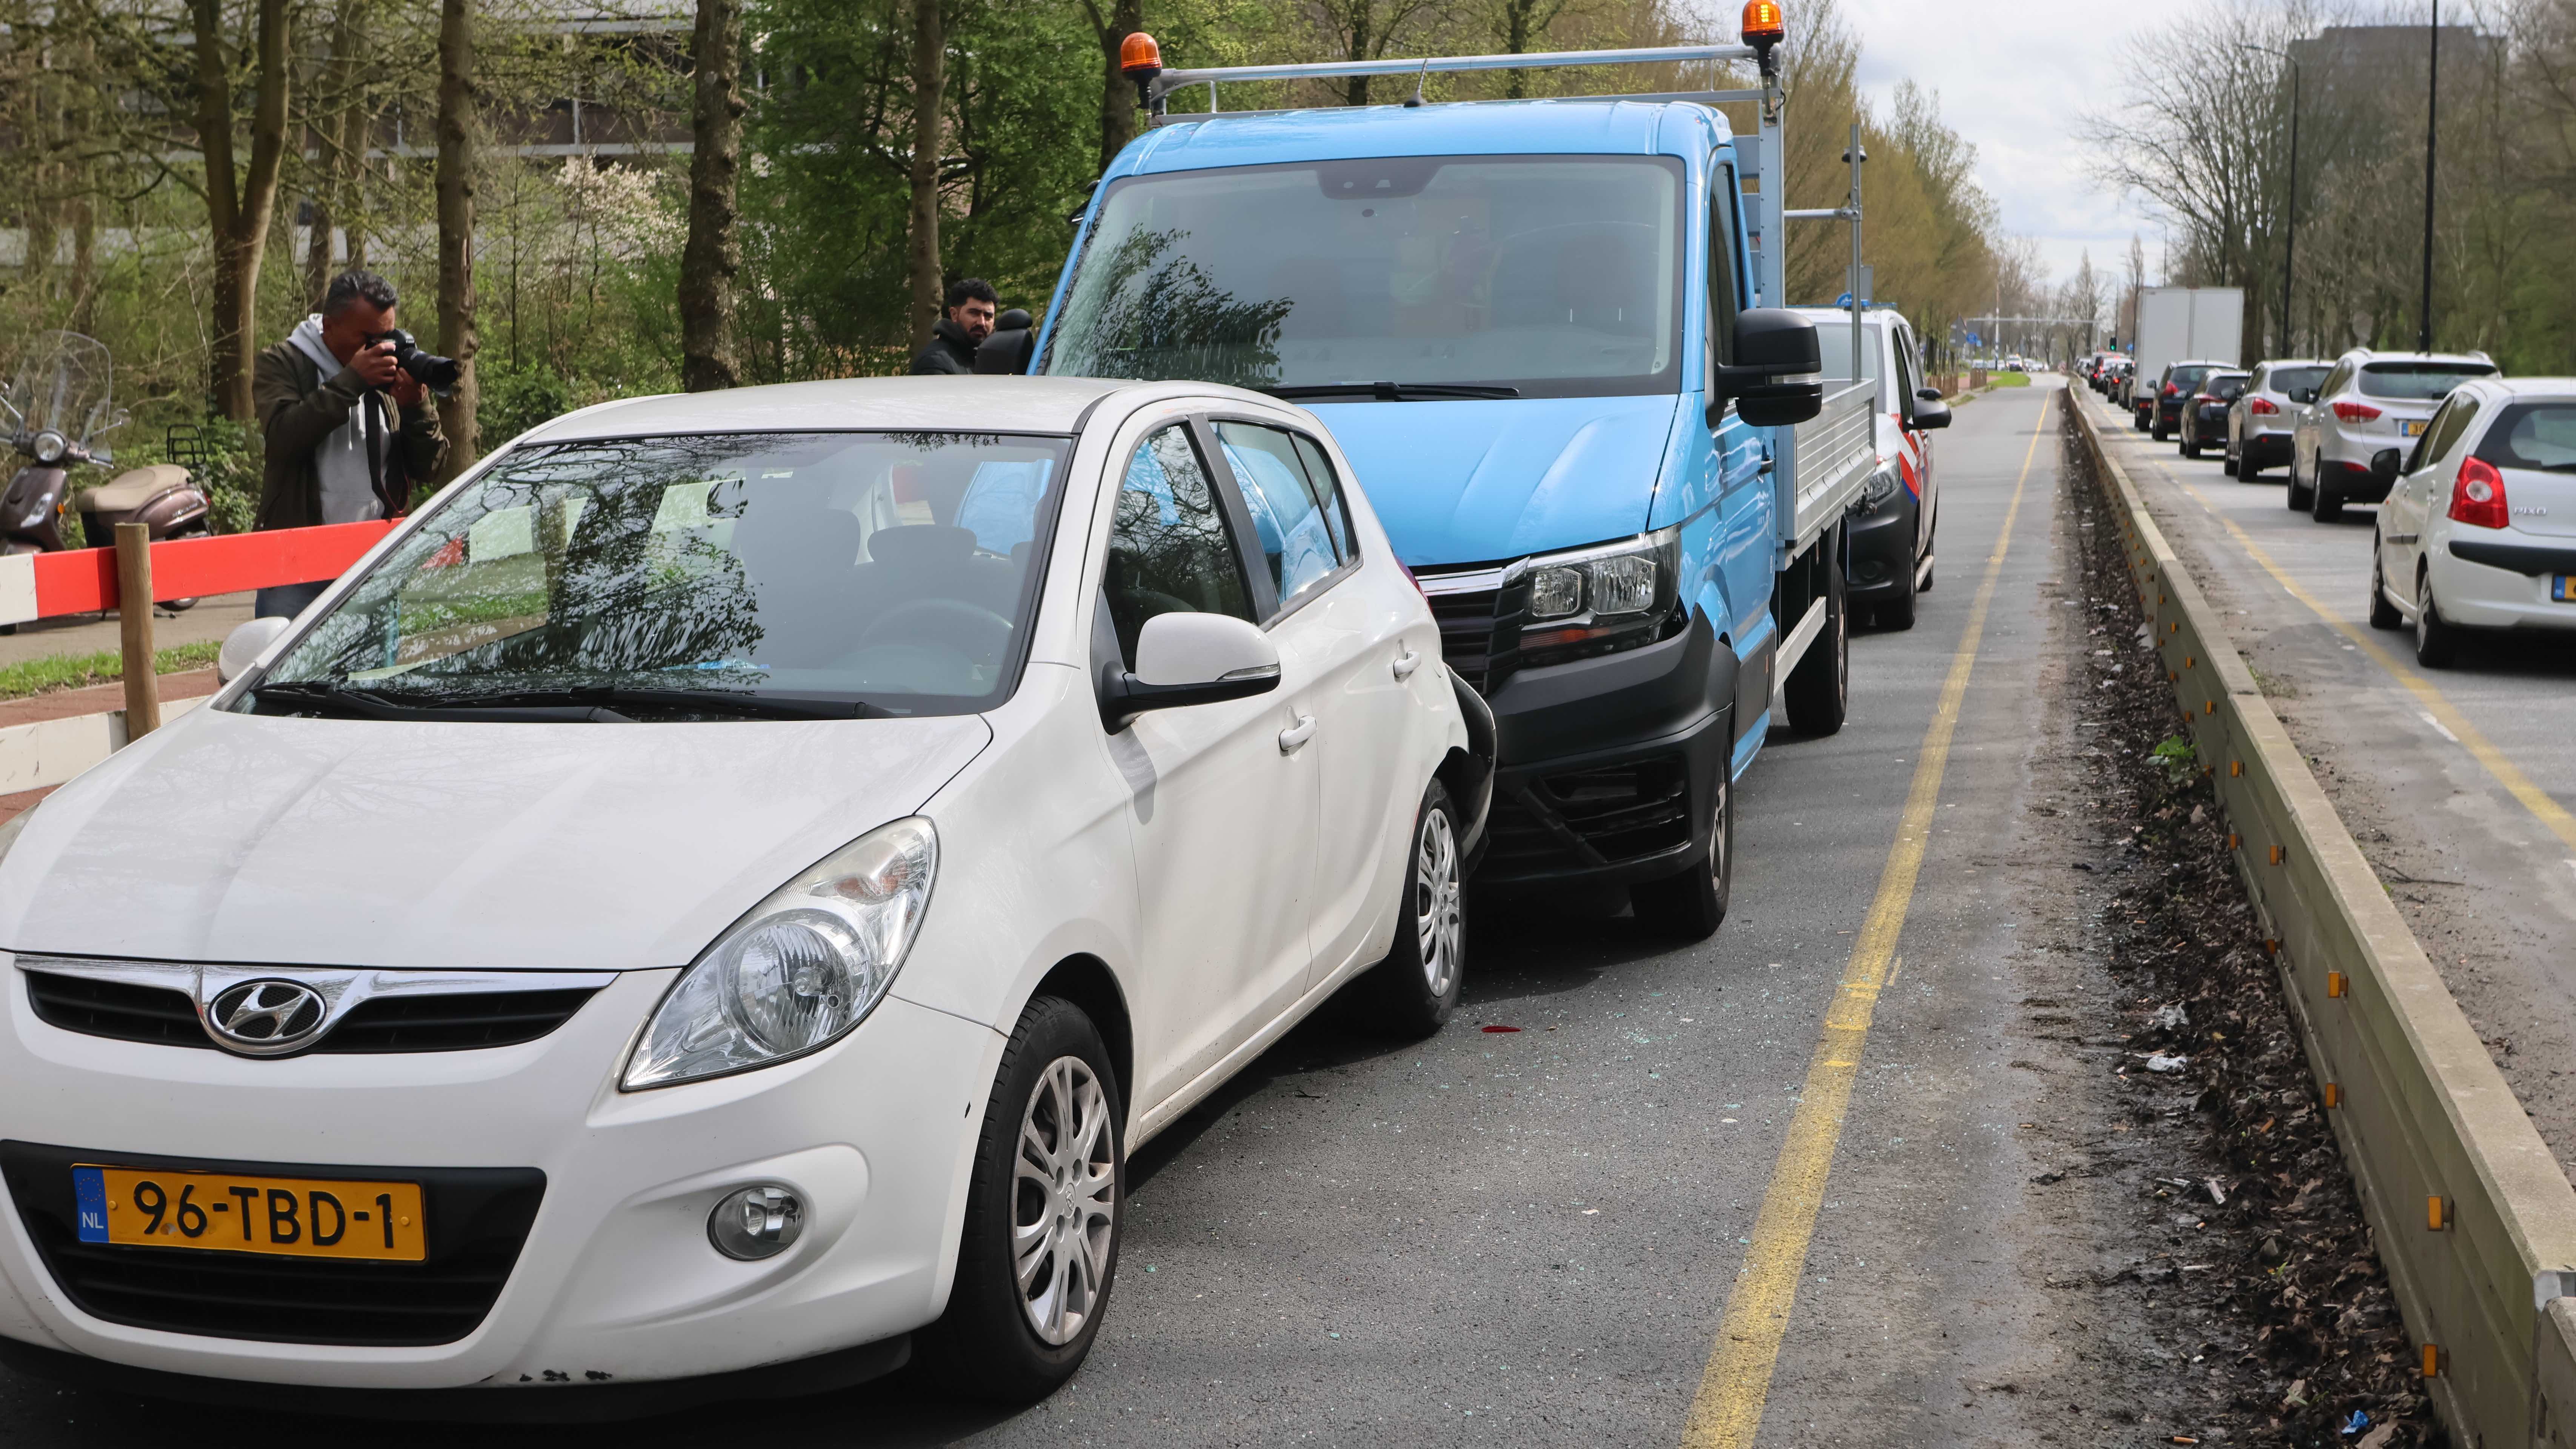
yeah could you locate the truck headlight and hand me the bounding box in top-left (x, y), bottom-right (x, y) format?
top-left (624, 817), bottom-right (937, 1090)
top-left (1500, 526), bottom-right (1682, 674)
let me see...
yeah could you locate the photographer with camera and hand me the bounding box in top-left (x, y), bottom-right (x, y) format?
top-left (251, 269), bottom-right (450, 618)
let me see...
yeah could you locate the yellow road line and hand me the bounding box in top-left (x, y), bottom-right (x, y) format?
top-left (2138, 445), bottom-right (2576, 854)
top-left (1680, 390), bottom-right (2052, 1448)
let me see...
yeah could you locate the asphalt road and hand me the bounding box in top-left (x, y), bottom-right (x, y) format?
top-left (0, 381), bottom-right (2258, 1446)
top-left (2076, 388), bottom-right (2576, 1163)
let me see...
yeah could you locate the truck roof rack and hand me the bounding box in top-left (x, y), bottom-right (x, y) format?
top-left (1139, 42), bottom-right (1766, 123)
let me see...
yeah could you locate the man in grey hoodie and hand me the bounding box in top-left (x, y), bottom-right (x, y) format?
top-left (250, 269), bottom-right (448, 617)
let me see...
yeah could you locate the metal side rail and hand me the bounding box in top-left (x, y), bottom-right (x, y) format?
top-left (2069, 398), bottom-right (2576, 1449)
top-left (1778, 380), bottom-right (1876, 557)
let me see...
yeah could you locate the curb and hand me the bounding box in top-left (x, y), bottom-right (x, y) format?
top-left (2070, 398), bottom-right (2576, 1448)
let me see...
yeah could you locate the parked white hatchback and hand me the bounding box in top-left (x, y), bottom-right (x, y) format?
top-left (2369, 377), bottom-right (2576, 666)
top-left (0, 376), bottom-right (1489, 1415)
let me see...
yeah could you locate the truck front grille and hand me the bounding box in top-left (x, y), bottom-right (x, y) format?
top-left (1425, 586), bottom-right (1501, 694)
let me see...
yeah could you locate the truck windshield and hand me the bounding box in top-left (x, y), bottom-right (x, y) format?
top-left (1044, 154), bottom-right (1684, 399)
top-left (249, 431), bottom-right (1071, 717)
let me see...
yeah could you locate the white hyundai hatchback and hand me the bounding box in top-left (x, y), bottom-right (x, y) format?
top-left (2369, 376), bottom-right (2576, 667)
top-left (0, 376), bottom-right (1489, 1415)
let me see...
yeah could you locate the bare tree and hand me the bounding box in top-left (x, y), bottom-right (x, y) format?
top-left (435, 0), bottom-right (479, 473)
top-left (1080, 0), bottom-right (1144, 174)
top-left (906, 0), bottom-right (944, 337)
top-left (680, 0), bottom-right (744, 391)
top-left (190, 0), bottom-right (292, 420)
top-left (1306, 0), bottom-right (1451, 106)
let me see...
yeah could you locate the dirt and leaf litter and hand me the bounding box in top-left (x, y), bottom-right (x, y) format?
top-left (2061, 429), bottom-right (2431, 1446)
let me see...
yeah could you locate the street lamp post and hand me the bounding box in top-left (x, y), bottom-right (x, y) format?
top-left (2240, 42), bottom-right (2300, 357)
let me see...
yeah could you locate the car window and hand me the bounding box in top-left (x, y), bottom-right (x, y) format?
top-left (2321, 362), bottom-right (2354, 398)
top-left (2270, 366), bottom-right (2327, 398)
top-left (1214, 420), bottom-right (1351, 612)
top-left (1709, 165), bottom-right (1741, 371)
top-left (2359, 361), bottom-right (2497, 401)
top-left (2477, 403), bottom-right (2576, 473)
top-left (2424, 397), bottom-right (2480, 463)
top-left (1893, 327), bottom-right (1923, 403)
top-left (252, 431), bottom-right (1070, 715)
top-left (1103, 423), bottom-right (1255, 669)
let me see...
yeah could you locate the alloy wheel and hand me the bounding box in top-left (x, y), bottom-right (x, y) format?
top-left (1012, 1056), bottom-right (1117, 1346)
top-left (1414, 806), bottom-right (1463, 997)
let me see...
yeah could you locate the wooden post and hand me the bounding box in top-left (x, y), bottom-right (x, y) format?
top-left (114, 522), bottom-right (159, 740)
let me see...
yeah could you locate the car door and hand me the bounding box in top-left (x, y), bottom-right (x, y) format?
top-left (1207, 418), bottom-right (1416, 986)
top-left (2396, 395), bottom-right (2479, 581)
top-left (1100, 417), bottom-right (1321, 1110)
top-left (1892, 323), bottom-right (1935, 558)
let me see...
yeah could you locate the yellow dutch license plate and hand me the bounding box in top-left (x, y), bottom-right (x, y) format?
top-left (2404, 419), bottom-right (2429, 437)
top-left (2555, 575), bottom-right (2576, 603)
top-left (72, 1166), bottom-right (426, 1261)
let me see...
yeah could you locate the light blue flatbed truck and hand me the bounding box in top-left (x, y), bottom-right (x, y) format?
top-left (1024, 26), bottom-right (1905, 938)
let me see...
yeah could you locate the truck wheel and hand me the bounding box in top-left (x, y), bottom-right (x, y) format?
top-left (917, 996), bottom-right (1123, 1405)
top-left (1784, 554), bottom-right (1847, 736)
top-left (1356, 781), bottom-right (1464, 1038)
top-left (1630, 764), bottom-right (1733, 940)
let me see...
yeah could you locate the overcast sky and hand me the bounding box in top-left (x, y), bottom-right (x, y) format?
top-left (1828, 0), bottom-right (2178, 294)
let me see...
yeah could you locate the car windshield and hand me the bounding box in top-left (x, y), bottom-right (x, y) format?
top-left (250, 431), bottom-right (1072, 717)
top-left (2267, 366), bottom-right (2327, 396)
top-left (2359, 362), bottom-right (2495, 400)
top-left (1043, 154), bottom-right (1684, 399)
top-left (2481, 403), bottom-right (2576, 473)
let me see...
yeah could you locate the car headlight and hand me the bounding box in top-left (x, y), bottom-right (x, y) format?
top-left (1859, 466), bottom-right (1903, 511)
top-left (623, 817), bottom-right (937, 1090)
top-left (1499, 525), bottom-right (1682, 674)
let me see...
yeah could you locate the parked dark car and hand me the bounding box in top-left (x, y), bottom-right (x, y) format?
top-left (2150, 360), bottom-right (2230, 441)
top-left (2179, 370), bottom-right (2247, 459)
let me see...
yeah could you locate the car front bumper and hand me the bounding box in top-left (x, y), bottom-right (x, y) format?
top-left (0, 963), bottom-right (997, 1401)
top-left (1845, 490), bottom-right (1919, 605)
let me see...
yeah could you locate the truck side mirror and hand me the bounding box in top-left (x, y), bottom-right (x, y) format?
top-left (975, 313), bottom-right (1038, 375)
top-left (1709, 308), bottom-right (1824, 429)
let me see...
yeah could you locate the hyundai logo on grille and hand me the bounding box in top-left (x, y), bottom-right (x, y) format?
top-left (204, 979), bottom-right (328, 1054)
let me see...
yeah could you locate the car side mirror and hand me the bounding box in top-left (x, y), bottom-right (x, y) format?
top-left (1908, 395), bottom-right (1953, 431)
top-left (217, 615), bottom-right (293, 684)
top-left (2376, 447), bottom-right (2406, 484)
top-left (1100, 612), bottom-right (1280, 731)
top-left (1707, 309), bottom-right (1824, 430)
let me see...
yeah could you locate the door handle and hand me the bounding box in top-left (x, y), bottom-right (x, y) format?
top-left (1277, 714), bottom-right (1317, 754)
top-left (1392, 647), bottom-right (1422, 681)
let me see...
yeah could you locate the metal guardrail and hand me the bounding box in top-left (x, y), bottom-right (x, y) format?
top-left (2069, 397), bottom-right (2576, 1447)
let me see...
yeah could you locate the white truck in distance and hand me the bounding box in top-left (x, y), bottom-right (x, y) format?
top-left (2129, 286), bottom-right (2244, 435)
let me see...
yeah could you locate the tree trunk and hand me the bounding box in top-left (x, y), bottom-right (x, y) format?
top-left (1344, 3), bottom-right (1370, 107)
top-left (679, 0), bottom-right (744, 392)
top-left (304, 0), bottom-right (366, 308)
top-left (191, 0), bottom-right (291, 421)
top-left (435, 0), bottom-right (480, 477)
top-left (1087, 0), bottom-right (1142, 174)
top-left (1503, 0), bottom-right (1530, 100)
top-left (905, 0), bottom-right (944, 339)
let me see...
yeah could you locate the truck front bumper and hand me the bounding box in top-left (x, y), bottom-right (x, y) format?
top-left (1474, 613), bottom-right (1734, 890)
top-left (1845, 492), bottom-right (1919, 607)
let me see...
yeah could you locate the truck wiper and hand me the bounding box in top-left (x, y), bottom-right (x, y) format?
top-left (1261, 382), bottom-right (1522, 401)
top-left (249, 680), bottom-right (634, 723)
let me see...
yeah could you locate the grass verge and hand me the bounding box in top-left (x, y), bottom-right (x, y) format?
top-left (0, 640), bottom-right (223, 700)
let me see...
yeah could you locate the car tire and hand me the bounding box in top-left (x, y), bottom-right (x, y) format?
top-left (1356, 780), bottom-right (1465, 1038)
top-left (2415, 570), bottom-right (2461, 669)
top-left (1878, 568), bottom-right (1919, 631)
top-left (2221, 444), bottom-right (2238, 477)
top-left (2310, 478), bottom-right (2342, 522)
top-left (2239, 451), bottom-right (2263, 480)
top-left (2368, 540), bottom-right (2403, 630)
top-left (2285, 457), bottom-right (2313, 511)
top-left (918, 995), bottom-right (1124, 1405)
top-left (1784, 547), bottom-right (1847, 737)
top-left (1630, 761), bottom-right (1735, 941)
top-left (2152, 422), bottom-right (2170, 442)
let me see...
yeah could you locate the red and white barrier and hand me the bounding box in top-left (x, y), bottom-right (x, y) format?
top-left (0, 519), bottom-right (398, 626)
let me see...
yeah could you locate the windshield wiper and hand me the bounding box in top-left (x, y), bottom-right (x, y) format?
top-left (1260, 382), bottom-right (1522, 402)
top-left (249, 680), bottom-right (634, 723)
top-left (409, 685), bottom-right (884, 720)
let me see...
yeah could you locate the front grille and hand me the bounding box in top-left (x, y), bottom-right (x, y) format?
top-left (20, 971), bottom-right (601, 1054)
top-left (1485, 756), bottom-right (1695, 879)
top-left (1426, 586), bottom-right (1501, 693)
top-left (23, 972), bottom-right (201, 1047)
top-left (0, 1141), bottom-right (544, 1346)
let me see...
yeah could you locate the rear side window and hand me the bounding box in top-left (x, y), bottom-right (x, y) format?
top-left (1213, 420), bottom-right (1355, 613)
top-left (1103, 425), bottom-right (1254, 669)
top-left (2478, 403), bottom-right (2576, 472)
top-left (2421, 397), bottom-right (2480, 464)
top-left (2359, 362), bottom-right (2496, 400)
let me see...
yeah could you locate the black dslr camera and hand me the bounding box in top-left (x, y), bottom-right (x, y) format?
top-left (366, 329), bottom-right (463, 393)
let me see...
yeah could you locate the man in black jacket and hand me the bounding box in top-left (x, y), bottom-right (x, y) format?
top-left (909, 278), bottom-right (999, 375)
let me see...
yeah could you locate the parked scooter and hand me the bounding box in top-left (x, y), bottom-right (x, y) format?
top-left (0, 332), bottom-right (211, 628)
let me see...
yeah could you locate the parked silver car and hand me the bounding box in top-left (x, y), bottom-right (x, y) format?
top-left (2289, 349), bottom-right (2499, 521)
top-left (2225, 358), bottom-right (2329, 480)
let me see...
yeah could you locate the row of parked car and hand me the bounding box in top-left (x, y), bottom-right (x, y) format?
top-left (2079, 350), bottom-right (2576, 668)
